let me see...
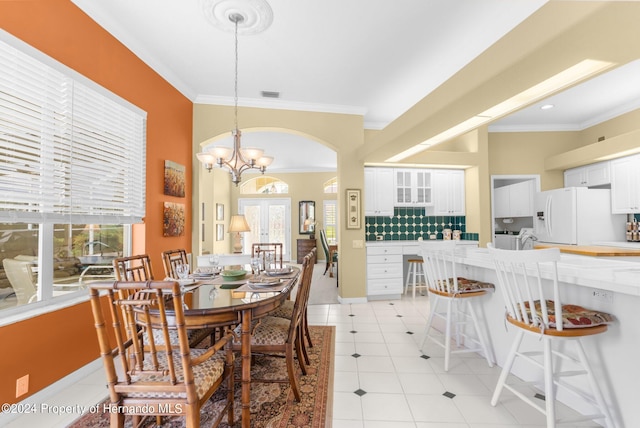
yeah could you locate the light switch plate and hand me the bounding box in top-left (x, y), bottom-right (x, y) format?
top-left (352, 240), bottom-right (364, 248)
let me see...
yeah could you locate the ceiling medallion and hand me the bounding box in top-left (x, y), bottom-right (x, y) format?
top-left (201, 0), bottom-right (273, 35)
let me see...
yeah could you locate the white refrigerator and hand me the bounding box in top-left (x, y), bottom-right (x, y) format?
top-left (534, 187), bottom-right (625, 245)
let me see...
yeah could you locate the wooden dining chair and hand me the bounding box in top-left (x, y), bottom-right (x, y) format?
top-left (113, 254), bottom-right (155, 281)
top-left (320, 229), bottom-right (338, 279)
top-left (232, 250), bottom-right (315, 401)
top-left (88, 280), bottom-right (235, 428)
top-left (269, 247), bottom-right (317, 364)
top-left (488, 246), bottom-right (615, 428)
top-left (251, 242), bottom-right (284, 269)
top-left (419, 240), bottom-right (495, 372)
top-left (113, 254), bottom-right (212, 346)
top-left (161, 248), bottom-right (189, 278)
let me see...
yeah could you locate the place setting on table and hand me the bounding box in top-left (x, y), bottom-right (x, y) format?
top-left (163, 258), bottom-right (300, 309)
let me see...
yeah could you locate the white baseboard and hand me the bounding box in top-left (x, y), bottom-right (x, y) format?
top-left (337, 296), bottom-right (367, 304)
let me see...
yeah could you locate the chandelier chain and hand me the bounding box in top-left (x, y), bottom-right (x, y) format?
top-left (234, 15), bottom-right (239, 131)
top-left (197, 11), bottom-right (272, 185)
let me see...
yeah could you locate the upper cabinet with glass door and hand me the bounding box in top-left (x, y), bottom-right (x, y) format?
top-left (394, 169), bottom-right (433, 207)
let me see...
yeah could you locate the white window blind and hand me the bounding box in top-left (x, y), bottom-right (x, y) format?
top-left (0, 35), bottom-right (146, 224)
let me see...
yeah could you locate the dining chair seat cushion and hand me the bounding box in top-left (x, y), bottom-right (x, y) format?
top-left (233, 316), bottom-right (290, 346)
top-left (433, 277), bottom-right (495, 293)
top-left (524, 300), bottom-right (615, 329)
top-left (145, 328), bottom-right (213, 347)
top-left (269, 300), bottom-right (294, 319)
top-left (128, 348), bottom-right (227, 400)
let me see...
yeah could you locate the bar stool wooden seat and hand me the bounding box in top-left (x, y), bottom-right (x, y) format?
top-left (404, 258), bottom-right (427, 298)
top-left (488, 246), bottom-right (615, 428)
top-left (418, 240), bottom-right (495, 372)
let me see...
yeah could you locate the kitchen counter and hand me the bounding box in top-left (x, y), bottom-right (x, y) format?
top-left (366, 240), bottom-right (479, 249)
top-left (534, 243), bottom-right (640, 257)
top-left (458, 246), bottom-right (640, 296)
top-left (454, 247), bottom-right (639, 427)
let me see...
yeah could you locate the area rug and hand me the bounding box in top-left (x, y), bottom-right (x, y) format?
top-left (67, 325), bottom-right (334, 428)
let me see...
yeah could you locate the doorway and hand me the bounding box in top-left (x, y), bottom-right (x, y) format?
top-left (490, 175), bottom-right (540, 248)
top-left (239, 198), bottom-right (291, 260)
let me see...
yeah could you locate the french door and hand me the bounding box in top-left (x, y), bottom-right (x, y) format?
top-left (238, 198), bottom-right (291, 260)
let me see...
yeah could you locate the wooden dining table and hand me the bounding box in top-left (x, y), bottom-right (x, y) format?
top-left (181, 267), bottom-right (301, 428)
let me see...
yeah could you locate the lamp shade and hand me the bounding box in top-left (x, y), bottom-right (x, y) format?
top-left (196, 152), bottom-right (216, 164)
top-left (228, 215), bottom-right (250, 232)
top-left (256, 156), bottom-right (274, 167)
top-left (211, 146), bottom-right (232, 160)
top-left (240, 147), bottom-right (264, 160)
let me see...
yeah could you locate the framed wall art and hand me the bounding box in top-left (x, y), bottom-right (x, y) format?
top-left (216, 203), bottom-right (224, 221)
top-left (163, 202), bottom-right (185, 236)
top-left (346, 189), bottom-right (361, 229)
top-left (163, 160), bottom-right (185, 197)
top-left (216, 224), bottom-right (224, 241)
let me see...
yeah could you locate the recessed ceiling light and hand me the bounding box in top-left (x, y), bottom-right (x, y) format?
top-left (540, 104), bottom-right (555, 110)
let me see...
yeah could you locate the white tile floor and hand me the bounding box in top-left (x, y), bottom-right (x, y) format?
top-left (307, 294), bottom-right (603, 428)
top-left (4, 294), bottom-right (603, 427)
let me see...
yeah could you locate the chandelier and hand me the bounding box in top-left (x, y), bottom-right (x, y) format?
top-left (197, 10), bottom-right (273, 186)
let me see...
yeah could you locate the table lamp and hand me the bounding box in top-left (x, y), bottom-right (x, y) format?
top-left (229, 215), bottom-right (250, 254)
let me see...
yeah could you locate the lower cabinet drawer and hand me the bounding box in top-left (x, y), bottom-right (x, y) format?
top-left (366, 263), bottom-right (403, 277)
top-left (367, 278), bottom-right (403, 295)
top-left (367, 254), bottom-right (402, 264)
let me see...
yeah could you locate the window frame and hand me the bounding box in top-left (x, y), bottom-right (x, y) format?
top-left (0, 31), bottom-right (143, 324)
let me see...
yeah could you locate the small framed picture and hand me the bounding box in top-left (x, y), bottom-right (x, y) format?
top-left (163, 202), bottom-right (185, 236)
top-left (216, 203), bottom-right (224, 221)
top-left (163, 160), bottom-right (185, 197)
top-left (346, 189), bottom-right (361, 229)
top-left (216, 224), bottom-right (224, 241)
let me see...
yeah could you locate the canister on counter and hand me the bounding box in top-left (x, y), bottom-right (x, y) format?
top-left (453, 230), bottom-right (461, 240)
top-left (443, 229), bottom-right (452, 240)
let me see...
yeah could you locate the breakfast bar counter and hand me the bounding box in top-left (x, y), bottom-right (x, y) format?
top-left (453, 247), bottom-right (638, 427)
top-left (534, 242), bottom-right (640, 257)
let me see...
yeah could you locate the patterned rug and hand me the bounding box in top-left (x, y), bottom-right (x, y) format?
top-left (68, 325), bottom-right (334, 428)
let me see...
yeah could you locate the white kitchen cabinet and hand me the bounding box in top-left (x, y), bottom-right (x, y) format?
top-left (564, 161), bottom-right (610, 188)
top-left (364, 167), bottom-right (394, 216)
top-left (366, 245), bottom-right (403, 298)
top-left (610, 154), bottom-right (640, 213)
top-left (493, 181), bottom-right (533, 218)
top-left (494, 186), bottom-right (510, 218)
top-left (509, 180), bottom-right (533, 217)
top-left (394, 169), bottom-right (433, 206)
top-left (366, 241), bottom-right (479, 299)
top-left (433, 170), bottom-right (465, 215)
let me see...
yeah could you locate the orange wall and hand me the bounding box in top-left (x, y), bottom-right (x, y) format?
top-left (0, 0), bottom-right (193, 403)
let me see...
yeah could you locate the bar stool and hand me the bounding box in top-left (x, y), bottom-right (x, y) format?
top-left (404, 257), bottom-right (427, 298)
top-left (418, 240), bottom-right (495, 372)
top-left (488, 246), bottom-right (614, 428)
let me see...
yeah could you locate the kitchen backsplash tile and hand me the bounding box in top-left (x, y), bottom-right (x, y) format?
top-left (365, 207), bottom-right (478, 241)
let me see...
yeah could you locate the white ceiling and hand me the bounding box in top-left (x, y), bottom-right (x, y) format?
top-left (69, 0), bottom-right (640, 172)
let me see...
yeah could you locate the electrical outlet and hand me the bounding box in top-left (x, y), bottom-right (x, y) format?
top-left (352, 239), bottom-right (364, 248)
top-left (16, 374), bottom-right (29, 397)
top-left (592, 289), bottom-right (613, 303)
